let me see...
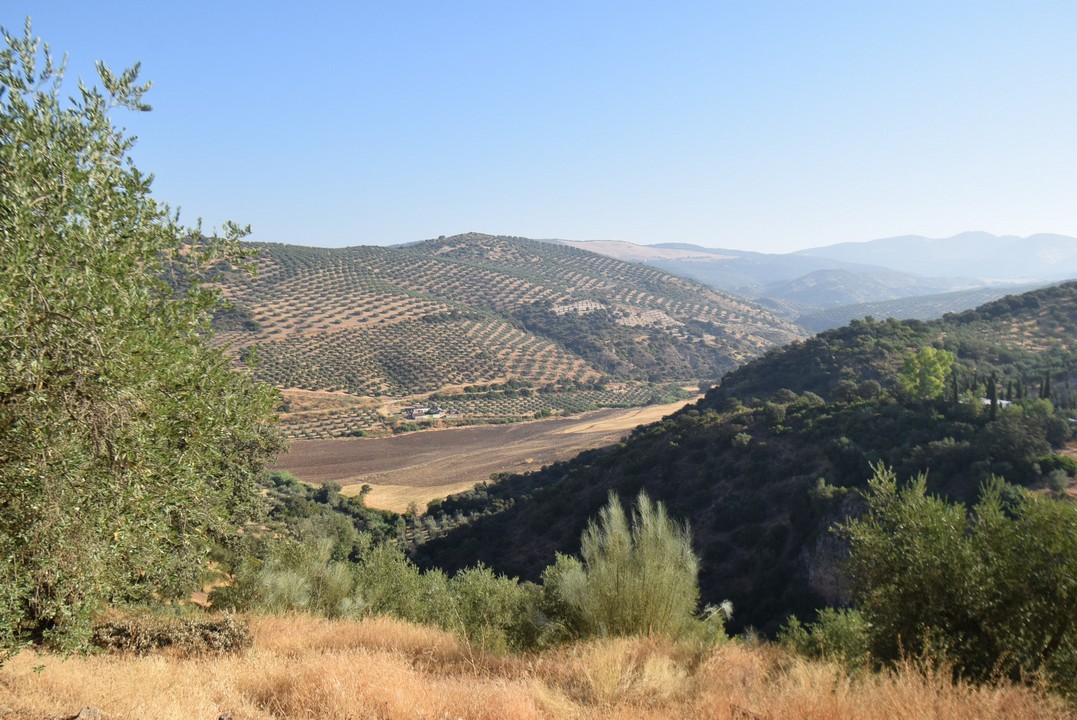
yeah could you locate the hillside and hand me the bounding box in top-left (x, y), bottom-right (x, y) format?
top-left (758, 268), bottom-right (981, 310)
top-left (796, 282), bottom-right (1050, 332)
top-left (414, 283), bottom-right (1077, 632)
top-left (215, 234), bottom-right (803, 438)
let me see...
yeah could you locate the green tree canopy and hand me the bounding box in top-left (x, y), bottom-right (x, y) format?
top-left (0, 22), bottom-right (283, 651)
top-left (897, 346), bottom-right (955, 400)
top-left (842, 465), bottom-right (1077, 694)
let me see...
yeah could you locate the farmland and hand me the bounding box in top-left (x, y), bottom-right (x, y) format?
top-left (274, 396), bottom-right (701, 512)
top-left (215, 234), bottom-right (803, 437)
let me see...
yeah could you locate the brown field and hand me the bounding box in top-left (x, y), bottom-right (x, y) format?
top-left (274, 398), bottom-right (699, 512)
top-left (1, 614), bottom-right (1068, 720)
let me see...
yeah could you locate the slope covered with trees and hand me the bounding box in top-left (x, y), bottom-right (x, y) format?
top-left (215, 233), bottom-right (803, 437)
top-left (415, 283), bottom-right (1077, 633)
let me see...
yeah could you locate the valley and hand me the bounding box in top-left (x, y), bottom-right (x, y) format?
top-left (275, 396), bottom-right (700, 512)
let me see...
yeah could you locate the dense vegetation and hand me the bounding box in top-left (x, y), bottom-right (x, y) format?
top-left (214, 234), bottom-right (802, 437)
top-left (0, 25), bottom-right (282, 652)
top-left (843, 466), bottom-right (1077, 689)
top-left (415, 282), bottom-right (1077, 635)
top-left (212, 488), bottom-right (719, 653)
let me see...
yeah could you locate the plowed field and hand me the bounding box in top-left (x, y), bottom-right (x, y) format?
top-left (273, 397), bottom-right (699, 512)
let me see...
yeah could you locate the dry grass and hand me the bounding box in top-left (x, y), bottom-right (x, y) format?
top-left (346, 480), bottom-right (481, 514)
top-left (1, 615), bottom-right (1071, 720)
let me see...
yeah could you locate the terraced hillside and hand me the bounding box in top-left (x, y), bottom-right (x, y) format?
top-left (215, 234), bottom-right (803, 438)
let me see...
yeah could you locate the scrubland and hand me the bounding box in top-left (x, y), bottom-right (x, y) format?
top-left (1, 614), bottom-right (1069, 720)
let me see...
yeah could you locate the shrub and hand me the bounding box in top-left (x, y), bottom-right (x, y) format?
top-left (445, 565), bottom-right (539, 652)
top-left (541, 491), bottom-right (705, 641)
top-left (842, 464), bottom-right (1077, 694)
top-left (778, 608), bottom-right (871, 670)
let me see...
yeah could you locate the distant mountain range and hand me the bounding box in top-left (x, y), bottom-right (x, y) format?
top-left (559, 233), bottom-right (1077, 324)
top-left (795, 232), bottom-right (1077, 281)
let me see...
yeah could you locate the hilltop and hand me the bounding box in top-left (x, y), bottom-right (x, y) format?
top-left (215, 233), bottom-right (802, 438)
top-left (415, 282), bottom-right (1077, 632)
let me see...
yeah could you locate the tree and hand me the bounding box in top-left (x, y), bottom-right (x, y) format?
top-left (541, 491), bottom-right (704, 640)
top-left (0, 22), bottom-right (283, 651)
top-left (897, 346), bottom-right (955, 401)
top-left (842, 465), bottom-right (1077, 694)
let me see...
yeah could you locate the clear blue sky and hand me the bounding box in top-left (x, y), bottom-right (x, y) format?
top-left (8, 2), bottom-right (1077, 252)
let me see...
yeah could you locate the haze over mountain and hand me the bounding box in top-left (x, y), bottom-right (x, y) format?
top-left (560, 232), bottom-right (1076, 322)
top-left (795, 232), bottom-right (1077, 281)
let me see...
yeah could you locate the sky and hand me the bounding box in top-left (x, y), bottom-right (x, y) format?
top-left (7, 2), bottom-right (1077, 253)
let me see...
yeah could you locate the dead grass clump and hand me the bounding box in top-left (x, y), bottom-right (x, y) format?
top-left (237, 649), bottom-right (542, 720)
top-left (688, 643), bottom-right (1072, 720)
top-left (535, 635), bottom-right (699, 708)
top-left (91, 613), bottom-right (252, 656)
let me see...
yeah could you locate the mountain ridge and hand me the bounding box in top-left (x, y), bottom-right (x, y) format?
top-left (556, 232), bottom-right (1076, 313)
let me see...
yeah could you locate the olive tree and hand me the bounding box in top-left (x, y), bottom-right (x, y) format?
top-left (0, 22), bottom-right (283, 651)
top-left (842, 464), bottom-right (1077, 694)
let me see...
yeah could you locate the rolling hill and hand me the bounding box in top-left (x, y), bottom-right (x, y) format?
top-left (414, 282), bottom-right (1077, 633)
top-left (214, 233), bottom-right (803, 438)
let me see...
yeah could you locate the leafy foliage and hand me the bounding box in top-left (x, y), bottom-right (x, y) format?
top-left (541, 492), bottom-right (705, 641)
top-left (0, 24), bottom-right (283, 652)
top-left (898, 346), bottom-right (955, 400)
top-left (843, 465), bottom-right (1077, 694)
top-left (778, 608), bottom-right (871, 670)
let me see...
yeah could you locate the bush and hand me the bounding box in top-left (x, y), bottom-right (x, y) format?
top-left (842, 464), bottom-right (1077, 694)
top-left (541, 491), bottom-right (706, 642)
top-left (778, 608), bottom-right (871, 670)
top-left (446, 565), bottom-right (539, 652)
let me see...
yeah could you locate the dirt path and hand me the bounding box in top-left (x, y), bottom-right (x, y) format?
top-left (273, 397), bottom-right (699, 512)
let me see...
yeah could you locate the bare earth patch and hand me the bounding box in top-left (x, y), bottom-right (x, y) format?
top-left (274, 397), bottom-right (700, 512)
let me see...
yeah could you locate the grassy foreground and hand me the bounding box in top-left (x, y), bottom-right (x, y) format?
top-left (0, 615), bottom-right (1069, 720)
